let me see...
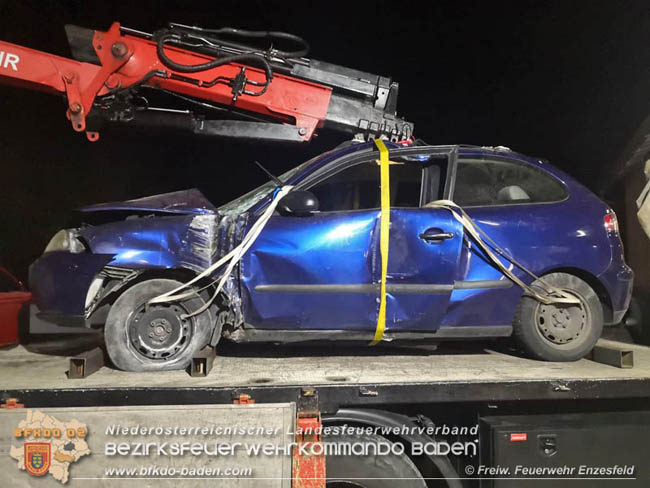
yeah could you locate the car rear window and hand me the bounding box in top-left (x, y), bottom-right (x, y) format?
top-left (453, 157), bottom-right (568, 207)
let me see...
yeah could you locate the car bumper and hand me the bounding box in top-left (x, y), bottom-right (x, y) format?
top-left (29, 304), bottom-right (101, 334)
top-left (28, 251), bottom-right (113, 327)
top-left (598, 262), bottom-right (634, 325)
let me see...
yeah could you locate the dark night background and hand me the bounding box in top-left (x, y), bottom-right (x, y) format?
top-left (0, 0), bottom-right (649, 281)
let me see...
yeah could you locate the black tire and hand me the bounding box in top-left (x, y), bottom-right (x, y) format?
top-left (104, 279), bottom-right (214, 372)
top-left (624, 295), bottom-right (648, 344)
top-left (513, 272), bottom-right (603, 362)
top-left (324, 433), bottom-right (426, 488)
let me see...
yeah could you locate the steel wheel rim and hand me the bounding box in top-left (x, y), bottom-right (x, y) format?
top-left (127, 303), bottom-right (193, 361)
top-left (535, 290), bottom-right (589, 346)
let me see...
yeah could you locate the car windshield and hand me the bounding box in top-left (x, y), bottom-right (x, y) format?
top-left (217, 153), bottom-right (324, 215)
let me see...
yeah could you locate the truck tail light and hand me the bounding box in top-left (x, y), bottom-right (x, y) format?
top-left (604, 212), bottom-right (619, 234)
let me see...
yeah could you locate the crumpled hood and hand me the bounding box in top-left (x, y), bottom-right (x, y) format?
top-left (80, 189), bottom-right (217, 215)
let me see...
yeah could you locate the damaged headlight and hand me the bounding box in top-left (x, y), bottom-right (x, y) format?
top-left (44, 229), bottom-right (85, 254)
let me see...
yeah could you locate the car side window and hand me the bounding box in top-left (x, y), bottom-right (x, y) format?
top-left (453, 158), bottom-right (568, 207)
top-left (308, 159), bottom-right (426, 212)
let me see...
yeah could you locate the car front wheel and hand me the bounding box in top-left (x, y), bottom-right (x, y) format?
top-left (513, 272), bottom-right (603, 362)
top-left (104, 278), bottom-right (214, 372)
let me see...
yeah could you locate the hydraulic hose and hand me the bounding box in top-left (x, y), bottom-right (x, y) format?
top-left (188, 27), bottom-right (309, 58)
top-left (156, 32), bottom-right (274, 96)
top-left (157, 33), bottom-right (272, 75)
top-left (165, 23), bottom-right (310, 59)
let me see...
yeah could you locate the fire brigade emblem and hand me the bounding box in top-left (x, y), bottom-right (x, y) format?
top-left (10, 410), bottom-right (90, 483)
top-left (25, 443), bottom-right (51, 476)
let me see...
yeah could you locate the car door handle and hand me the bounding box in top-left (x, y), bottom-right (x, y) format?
top-left (419, 230), bottom-right (455, 242)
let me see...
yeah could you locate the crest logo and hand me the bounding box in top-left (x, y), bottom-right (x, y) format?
top-left (11, 410), bottom-right (90, 483)
top-left (25, 443), bottom-right (51, 476)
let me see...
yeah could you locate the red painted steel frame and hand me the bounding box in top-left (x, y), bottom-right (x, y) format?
top-left (292, 415), bottom-right (326, 488)
top-left (0, 23), bottom-right (332, 141)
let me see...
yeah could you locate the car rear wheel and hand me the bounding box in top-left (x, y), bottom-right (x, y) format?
top-left (513, 272), bottom-right (603, 362)
top-left (325, 433), bottom-right (426, 488)
top-left (104, 279), bottom-right (214, 372)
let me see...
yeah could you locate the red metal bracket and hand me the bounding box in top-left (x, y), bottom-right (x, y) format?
top-left (63, 71), bottom-right (84, 131)
top-left (0, 22), bottom-right (131, 141)
top-left (1, 398), bottom-right (24, 409)
top-left (66, 23), bottom-right (133, 136)
top-left (233, 393), bottom-right (255, 405)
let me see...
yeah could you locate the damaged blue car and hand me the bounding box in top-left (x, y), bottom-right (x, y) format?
top-left (29, 142), bottom-right (633, 371)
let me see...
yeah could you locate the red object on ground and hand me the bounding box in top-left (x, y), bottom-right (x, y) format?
top-left (0, 267), bottom-right (31, 347)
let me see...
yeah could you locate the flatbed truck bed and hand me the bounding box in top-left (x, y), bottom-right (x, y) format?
top-left (2, 338), bottom-right (650, 410)
top-left (3, 336), bottom-right (650, 487)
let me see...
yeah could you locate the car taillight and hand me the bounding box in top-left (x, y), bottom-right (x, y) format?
top-left (604, 212), bottom-right (619, 234)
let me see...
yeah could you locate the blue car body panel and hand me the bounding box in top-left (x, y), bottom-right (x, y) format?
top-left (28, 142), bottom-right (633, 334)
top-left (79, 215), bottom-right (196, 270)
top-left (78, 213), bottom-right (249, 273)
top-left (242, 207), bottom-right (464, 331)
top-left (383, 208), bottom-right (463, 331)
top-left (28, 252), bottom-right (114, 319)
top-left (243, 210), bottom-right (380, 330)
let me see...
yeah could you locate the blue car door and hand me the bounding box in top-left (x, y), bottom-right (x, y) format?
top-left (242, 209), bottom-right (380, 330)
top-left (241, 146), bottom-right (463, 333)
top-left (386, 207), bottom-right (464, 331)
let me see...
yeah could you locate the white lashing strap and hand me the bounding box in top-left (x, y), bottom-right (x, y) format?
top-left (426, 199), bottom-right (580, 305)
top-left (148, 185), bottom-right (294, 318)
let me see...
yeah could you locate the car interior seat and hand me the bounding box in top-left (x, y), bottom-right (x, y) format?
top-left (497, 185), bottom-right (530, 202)
top-left (454, 165), bottom-right (496, 205)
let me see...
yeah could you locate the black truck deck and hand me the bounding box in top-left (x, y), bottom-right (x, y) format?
top-left (2, 337), bottom-right (650, 412)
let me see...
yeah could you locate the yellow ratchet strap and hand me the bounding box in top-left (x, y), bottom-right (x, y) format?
top-left (370, 138), bottom-right (390, 345)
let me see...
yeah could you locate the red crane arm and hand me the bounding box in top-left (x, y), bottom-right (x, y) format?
top-left (0, 23), bottom-right (331, 141)
top-left (0, 22), bottom-right (413, 143)
top-left (0, 37), bottom-right (112, 140)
